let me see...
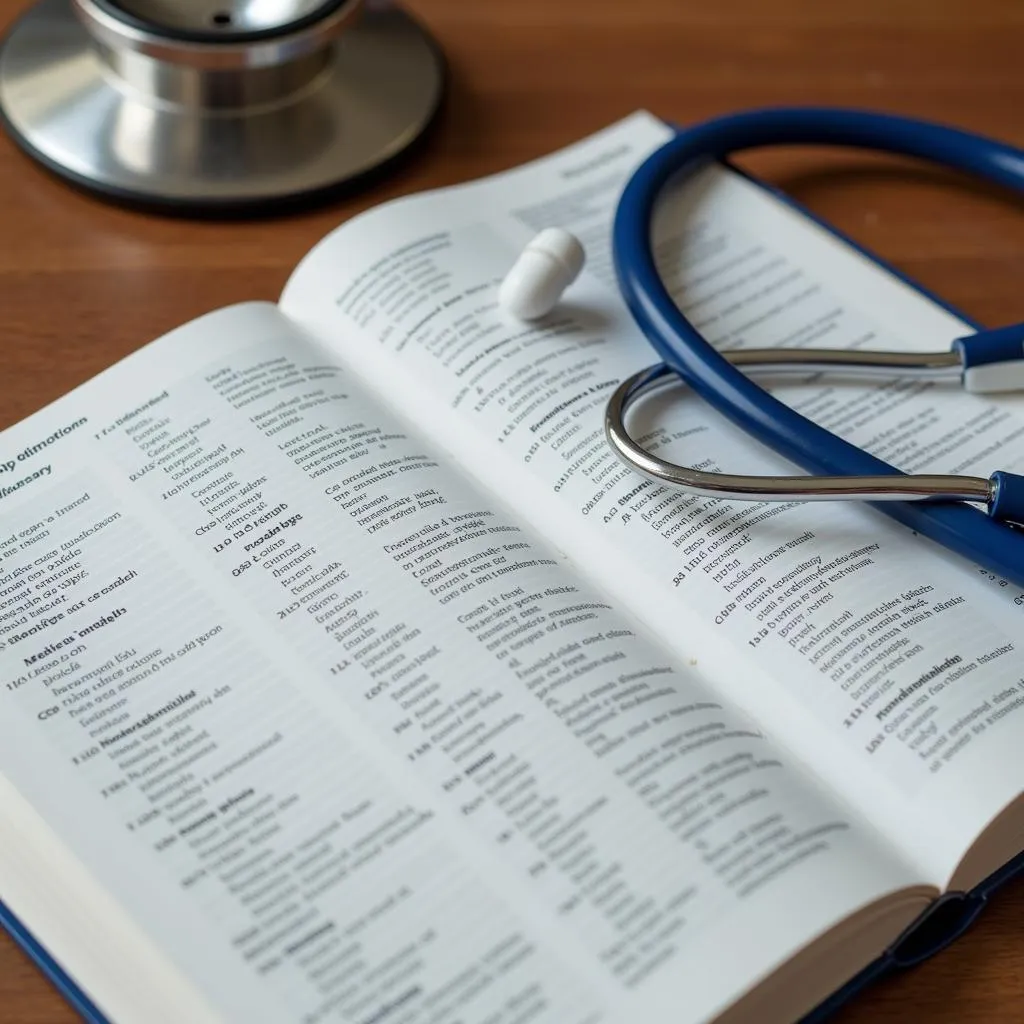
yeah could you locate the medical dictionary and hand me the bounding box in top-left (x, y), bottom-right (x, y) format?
top-left (2, 112), bottom-right (1024, 1024)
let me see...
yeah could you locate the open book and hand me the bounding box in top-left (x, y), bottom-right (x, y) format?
top-left (3, 112), bottom-right (1024, 1024)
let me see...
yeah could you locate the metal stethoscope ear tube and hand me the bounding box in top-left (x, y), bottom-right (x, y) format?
top-left (605, 346), bottom-right (1024, 521)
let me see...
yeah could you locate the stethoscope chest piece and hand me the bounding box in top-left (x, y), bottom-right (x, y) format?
top-left (0, 0), bottom-right (445, 212)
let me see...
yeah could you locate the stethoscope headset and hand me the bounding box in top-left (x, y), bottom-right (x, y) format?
top-left (604, 108), bottom-right (1024, 589)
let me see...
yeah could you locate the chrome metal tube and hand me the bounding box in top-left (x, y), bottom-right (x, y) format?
top-left (604, 355), bottom-right (995, 508)
top-left (727, 346), bottom-right (963, 376)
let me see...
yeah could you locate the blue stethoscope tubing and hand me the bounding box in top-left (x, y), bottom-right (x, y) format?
top-left (613, 107), bottom-right (1024, 591)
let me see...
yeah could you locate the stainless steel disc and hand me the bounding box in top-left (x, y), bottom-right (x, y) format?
top-left (0, 0), bottom-right (445, 212)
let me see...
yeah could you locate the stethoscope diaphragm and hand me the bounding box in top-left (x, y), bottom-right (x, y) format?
top-left (0, 0), bottom-right (445, 213)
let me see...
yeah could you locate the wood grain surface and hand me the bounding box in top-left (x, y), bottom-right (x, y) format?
top-left (1, 0), bottom-right (1023, 1020)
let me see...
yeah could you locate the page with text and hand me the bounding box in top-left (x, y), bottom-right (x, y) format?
top-left (281, 113), bottom-right (1024, 886)
top-left (0, 303), bottom-right (925, 1024)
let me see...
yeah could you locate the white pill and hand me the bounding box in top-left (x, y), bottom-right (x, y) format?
top-left (499, 228), bottom-right (586, 320)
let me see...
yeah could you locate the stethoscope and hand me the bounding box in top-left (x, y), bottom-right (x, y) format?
top-left (0, 0), bottom-right (446, 212)
top-left (599, 108), bottom-right (1024, 590)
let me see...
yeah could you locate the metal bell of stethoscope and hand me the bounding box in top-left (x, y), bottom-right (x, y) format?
top-left (0, 0), bottom-right (445, 212)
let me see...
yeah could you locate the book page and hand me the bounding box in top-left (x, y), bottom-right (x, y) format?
top-left (281, 113), bottom-right (1024, 886)
top-left (0, 303), bottom-right (926, 1024)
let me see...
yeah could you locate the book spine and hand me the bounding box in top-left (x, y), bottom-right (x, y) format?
top-left (0, 900), bottom-right (109, 1024)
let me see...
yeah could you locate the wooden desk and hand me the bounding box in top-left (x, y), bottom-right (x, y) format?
top-left (1, 0), bottom-right (1023, 1020)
